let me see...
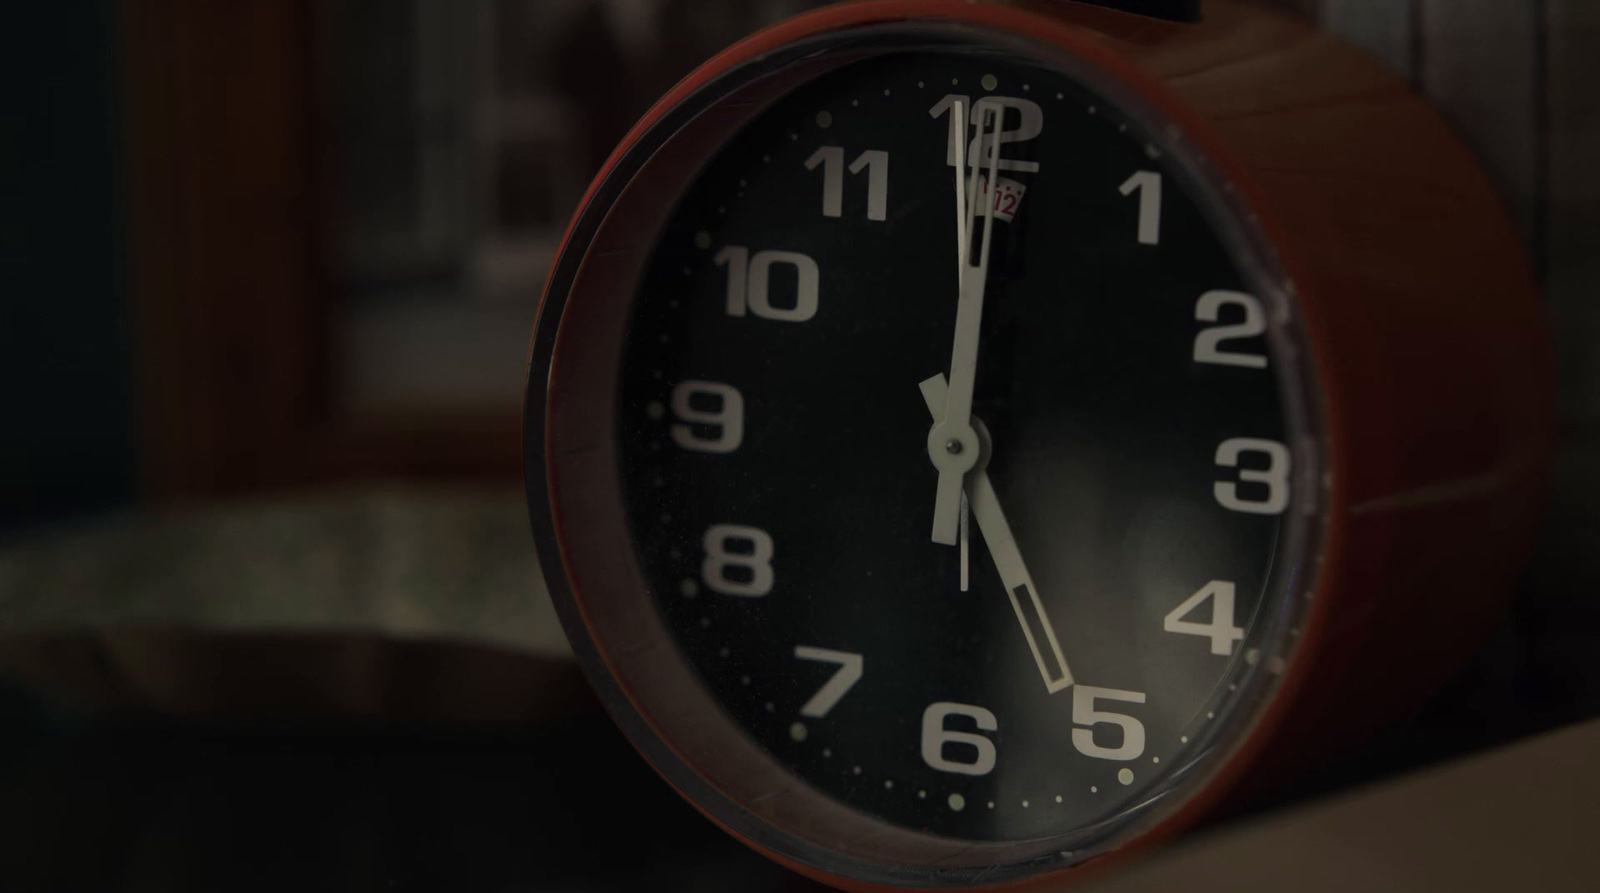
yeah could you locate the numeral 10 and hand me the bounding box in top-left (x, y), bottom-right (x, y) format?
top-left (715, 246), bottom-right (819, 321)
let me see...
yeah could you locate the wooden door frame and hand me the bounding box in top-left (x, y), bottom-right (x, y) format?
top-left (121, 0), bottom-right (521, 503)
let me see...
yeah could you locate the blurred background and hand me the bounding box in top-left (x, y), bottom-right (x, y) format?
top-left (0, 0), bottom-right (1596, 890)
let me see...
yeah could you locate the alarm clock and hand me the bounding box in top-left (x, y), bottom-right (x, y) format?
top-left (522, 1), bottom-right (1550, 888)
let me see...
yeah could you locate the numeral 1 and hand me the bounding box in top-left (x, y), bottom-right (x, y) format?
top-left (1119, 171), bottom-right (1162, 245)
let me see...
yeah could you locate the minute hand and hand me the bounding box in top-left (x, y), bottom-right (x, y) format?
top-left (927, 101), bottom-right (1003, 545)
top-left (920, 374), bottom-right (1074, 694)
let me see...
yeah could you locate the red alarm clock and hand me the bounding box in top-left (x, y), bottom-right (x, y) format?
top-left (523, 2), bottom-right (1550, 888)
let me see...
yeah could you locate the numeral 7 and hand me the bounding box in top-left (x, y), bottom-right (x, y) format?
top-left (794, 646), bottom-right (863, 718)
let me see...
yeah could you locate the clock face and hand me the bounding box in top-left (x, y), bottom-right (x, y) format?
top-left (609, 47), bottom-right (1315, 845)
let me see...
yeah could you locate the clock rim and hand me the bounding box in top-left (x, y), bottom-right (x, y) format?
top-left (523, 2), bottom-right (1342, 889)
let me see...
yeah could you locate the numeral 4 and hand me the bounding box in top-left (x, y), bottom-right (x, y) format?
top-left (804, 147), bottom-right (888, 221)
top-left (1163, 580), bottom-right (1245, 656)
top-left (793, 646), bottom-right (862, 718)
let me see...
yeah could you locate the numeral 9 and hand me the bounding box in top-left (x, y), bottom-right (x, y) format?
top-left (671, 380), bottom-right (743, 453)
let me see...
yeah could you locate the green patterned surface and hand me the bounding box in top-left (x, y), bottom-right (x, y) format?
top-left (0, 488), bottom-right (570, 659)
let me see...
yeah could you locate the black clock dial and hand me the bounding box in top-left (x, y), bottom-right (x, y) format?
top-left (615, 50), bottom-right (1303, 843)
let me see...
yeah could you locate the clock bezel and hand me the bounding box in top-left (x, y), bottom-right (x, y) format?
top-left (524, 3), bottom-right (1338, 889)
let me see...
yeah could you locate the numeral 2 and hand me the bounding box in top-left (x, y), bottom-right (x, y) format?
top-left (1194, 290), bottom-right (1268, 368)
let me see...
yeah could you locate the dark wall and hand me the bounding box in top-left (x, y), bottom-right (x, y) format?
top-left (0, 0), bottom-right (136, 536)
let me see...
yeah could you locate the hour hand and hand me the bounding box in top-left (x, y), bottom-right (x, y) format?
top-left (928, 100), bottom-right (1002, 545)
top-left (920, 374), bottom-right (1074, 693)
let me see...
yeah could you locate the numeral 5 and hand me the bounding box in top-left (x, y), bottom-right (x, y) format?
top-left (1071, 686), bottom-right (1146, 761)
